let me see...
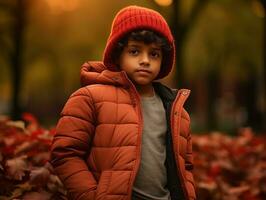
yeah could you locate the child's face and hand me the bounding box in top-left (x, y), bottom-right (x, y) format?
top-left (118, 40), bottom-right (162, 86)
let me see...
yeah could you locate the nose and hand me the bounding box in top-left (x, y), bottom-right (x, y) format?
top-left (139, 52), bottom-right (150, 67)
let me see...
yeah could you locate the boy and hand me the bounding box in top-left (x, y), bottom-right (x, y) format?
top-left (50, 5), bottom-right (196, 200)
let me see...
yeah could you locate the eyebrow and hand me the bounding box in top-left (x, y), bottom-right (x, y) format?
top-left (127, 44), bottom-right (162, 51)
top-left (127, 44), bottom-right (140, 48)
top-left (151, 47), bottom-right (162, 51)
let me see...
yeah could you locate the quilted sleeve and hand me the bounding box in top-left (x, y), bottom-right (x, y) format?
top-left (50, 87), bottom-right (97, 200)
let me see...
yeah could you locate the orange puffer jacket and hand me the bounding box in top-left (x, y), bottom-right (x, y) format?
top-left (50, 61), bottom-right (196, 200)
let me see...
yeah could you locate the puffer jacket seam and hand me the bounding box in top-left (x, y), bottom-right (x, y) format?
top-left (70, 94), bottom-right (93, 98)
top-left (60, 114), bottom-right (92, 124)
top-left (63, 168), bottom-right (91, 182)
top-left (179, 134), bottom-right (187, 139)
top-left (96, 122), bottom-right (137, 125)
top-left (94, 101), bottom-right (131, 105)
top-left (91, 149), bottom-right (98, 172)
top-left (53, 135), bottom-right (90, 146)
top-left (181, 116), bottom-right (190, 122)
top-left (84, 87), bottom-right (95, 104)
top-left (84, 87), bottom-right (97, 127)
top-left (106, 171), bottom-right (113, 195)
top-left (84, 84), bottom-right (111, 89)
top-left (115, 86), bottom-right (119, 144)
top-left (186, 179), bottom-right (195, 186)
top-left (76, 186), bottom-right (97, 200)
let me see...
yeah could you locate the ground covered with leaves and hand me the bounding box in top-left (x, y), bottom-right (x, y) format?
top-left (0, 114), bottom-right (265, 200)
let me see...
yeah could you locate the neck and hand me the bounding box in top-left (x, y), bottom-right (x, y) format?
top-left (136, 84), bottom-right (154, 97)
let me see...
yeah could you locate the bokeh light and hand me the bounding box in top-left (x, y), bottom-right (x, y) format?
top-left (154, 0), bottom-right (173, 7)
top-left (45, 0), bottom-right (81, 14)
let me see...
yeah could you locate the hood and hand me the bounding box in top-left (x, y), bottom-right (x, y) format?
top-left (80, 61), bottom-right (126, 87)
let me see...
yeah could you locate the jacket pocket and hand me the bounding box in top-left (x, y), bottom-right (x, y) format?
top-left (95, 171), bottom-right (112, 200)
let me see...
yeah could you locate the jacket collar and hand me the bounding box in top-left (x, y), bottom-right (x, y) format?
top-left (80, 61), bottom-right (188, 104)
top-left (153, 82), bottom-right (177, 102)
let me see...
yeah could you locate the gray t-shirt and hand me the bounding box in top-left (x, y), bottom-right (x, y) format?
top-left (132, 92), bottom-right (171, 200)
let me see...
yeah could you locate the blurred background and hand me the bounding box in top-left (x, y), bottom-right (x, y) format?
top-left (0, 0), bottom-right (265, 133)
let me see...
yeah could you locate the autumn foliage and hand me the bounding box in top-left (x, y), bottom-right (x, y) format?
top-left (0, 114), bottom-right (66, 200)
top-left (0, 114), bottom-right (265, 200)
top-left (193, 129), bottom-right (266, 200)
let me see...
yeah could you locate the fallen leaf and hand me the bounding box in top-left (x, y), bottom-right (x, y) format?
top-left (14, 141), bottom-right (39, 155)
top-left (29, 166), bottom-right (50, 186)
top-left (5, 155), bottom-right (28, 180)
top-left (6, 121), bottom-right (25, 131)
top-left (227, 185), bottom-right (250, 195)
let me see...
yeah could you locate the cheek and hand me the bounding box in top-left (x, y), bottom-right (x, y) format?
top-left (154, 61), bottom-right (162, 74)
top-left (119, 60), bottom-right (129, 71)
top-left (118, 56), bottom-right (127, 70)
top-left (121, 57), bottom-right (136, 71)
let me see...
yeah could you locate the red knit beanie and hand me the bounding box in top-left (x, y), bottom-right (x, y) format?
top-left (103, 5), bottom-right (175, 79)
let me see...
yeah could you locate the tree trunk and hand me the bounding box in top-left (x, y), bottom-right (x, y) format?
top-left (10, 0), bottom-right (27, 119)
top-left (262, 0), bottom-right (266, 131)
top-left (170, 0), bottom-right (210, 88)
top-left (171, 0), bottom-right (184, 88)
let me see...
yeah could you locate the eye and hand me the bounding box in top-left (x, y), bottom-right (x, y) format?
top-left (128, 49), bottom-right (139, 55)
top-left (150, 51), bottom-right (161, 58)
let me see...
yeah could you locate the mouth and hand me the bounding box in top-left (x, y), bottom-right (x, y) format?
top-left (136, 69), bottom-right (152, 74)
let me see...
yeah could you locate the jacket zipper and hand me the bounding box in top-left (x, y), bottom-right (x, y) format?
top-left (120, 72), bottom-right (144, 200)
top-left (170, 89), bottom-right (190, 200)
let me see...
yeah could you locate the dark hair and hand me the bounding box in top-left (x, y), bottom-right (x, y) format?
top-left (112, 29), bottom-right (172, 63)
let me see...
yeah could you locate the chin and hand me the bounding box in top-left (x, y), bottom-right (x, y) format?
top-left (134, 78), bottom-right (153, 85)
